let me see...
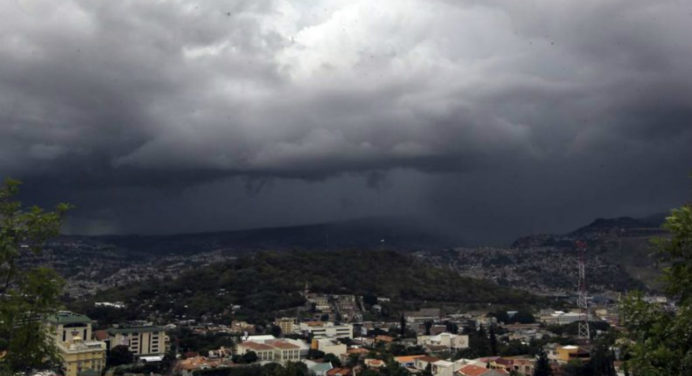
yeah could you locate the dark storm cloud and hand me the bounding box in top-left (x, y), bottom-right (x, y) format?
top-left (1, 0), bottom-right (691, 241)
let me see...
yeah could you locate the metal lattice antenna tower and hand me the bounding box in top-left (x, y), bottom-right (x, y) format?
top-left (576, 240), bottom-right (590, 342)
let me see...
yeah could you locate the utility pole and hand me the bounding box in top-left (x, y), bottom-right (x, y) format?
top-left (576, 240), bottom-right (590, 342)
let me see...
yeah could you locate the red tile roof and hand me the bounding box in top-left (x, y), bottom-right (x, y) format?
top-left (327, 367), bottom-right (351, 376)
top-left (458, 364), bottom-right (489, 376)
top-left (494, 358), bottom-right (513, 366)
top-left (266, 340), bottom-right (299, 350)
top-left (240, 341), bottom-right (274, 351)
top-left (364, 359), bottom-right (385, 367)
top-left (348, 348), bottom-right (369, 354)
top-left (417, 355), bottom-right (441, 363)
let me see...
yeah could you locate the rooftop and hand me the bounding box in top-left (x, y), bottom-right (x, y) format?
top-left (266, 340), bottom-right (300, 350)
top-left (107, 325), bottom-right (165, 334)
top-left (240, 341), bottom-right (274, 351)
top-left (394, 355), bottom-right (425, 363)
top-left (416, 356), bottom-right (441, 363)
top-left (46, 311), bottom-right (92, 325)
top-left (459, 364), bottom-right (489, 376)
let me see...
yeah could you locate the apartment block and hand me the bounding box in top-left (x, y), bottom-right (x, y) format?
top-left (107, 325), bottom-right (167, 357)
top-left (298, 322), bottom-right (353, 339)
top-left (45, 311), bottom-right (106, 376)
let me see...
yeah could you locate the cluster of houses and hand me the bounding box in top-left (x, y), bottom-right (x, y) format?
top-left (41, 301), bottom-right (624, 376)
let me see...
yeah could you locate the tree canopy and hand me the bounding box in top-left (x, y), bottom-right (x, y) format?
top-left (0, 178), bottom-right (71, 373)
top-left (622, 204), bottom-right (692, 375)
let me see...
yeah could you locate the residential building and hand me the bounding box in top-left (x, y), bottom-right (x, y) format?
top-left (414, 356), bottom-right (441, 371)
top-left (417, 332), bottom-right (469, 350)
top-left (364, 359), bottom-right (385, 368)
top-left (236, 340), bottom-right (301, 363)
top-left (393, 355), bottom-right (425, 368)
top-left (298, 322), bottom-right (353, 339)
top-left (274, 317), bottom-right (296, 334)
top-left (555, 345), bottom-right (589, 363)
top-left (458, 364), bottom-right (488, 376)
top-left (404, 308), bottom-right (441, 323)
top-left (498, 356), bottom-right (535, 375)
top-left (431, 360), bottom-right (455, 376)
top-left (283, 338), bottom-right (311, 357)
top-left (307, 294), bottom-right (331, 311)
top-left (457, 364), bottom-right (508, 376)
top-left (267, 340), bottom-right (301, 362)
top-left (540, 311), bottom-right (584, 325)
top-left (176, 356), bottom-right (232, 376)
top-left (374, 335), bottom-right (394, 343)
top-left (237, 341), bottom-right (277, 361)
top-left (106, 325), bottom-right (167, 357)
top-left (313, 338), bottom-right (347, 357)
top-left (45, 311), bottom-right (106, 376)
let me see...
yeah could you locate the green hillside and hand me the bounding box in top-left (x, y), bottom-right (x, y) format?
top-left (90, 250), bottom-right (540, 323)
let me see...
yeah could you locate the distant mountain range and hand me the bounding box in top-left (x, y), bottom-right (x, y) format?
top-left (511, 213), bottom-right (667, 249)
top-left (45, 212), bottom-right (670, 299)
top-left (57, 212), bottom-right (669, 258)
top-left (58, 217), bottom-right (458, 257)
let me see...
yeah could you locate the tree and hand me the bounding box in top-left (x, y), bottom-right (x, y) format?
top-left (424, 320), bottom-right (433, 335)
top-left (270, 324), bottom-right (282, 338)
top-left (363, 293), bottom-right (378, 306)
top-left (533, 350), bottom-right (553, 376)
top-left (0, 178), bottom-right (71, 373)
top-left (422, 363), bottom-right (433, 376)
top-left (107, 345), bottom-right (135, 367)
top-left (561, 359), bottom-right (588, 376)
top-left (489, 324), bottom-right (498, 355)
top-left (445, 321), bottom-right (458, 334)
top-left (621, 204), bottom-right (692, 375)
top-left (589, 340), bottom-right (616, 376)
top-left (400, 314), bottom-right (406, 336)
top-left (307, 349), bottom-right (325, 359)
top-left (241, 351), bottom-right (258, 363)
top-left (323, 353), bottom-right (341, 367)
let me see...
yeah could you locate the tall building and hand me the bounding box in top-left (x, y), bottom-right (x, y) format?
top-left (274, 317), bottom-right (296, 334)
top-left (45, 311), bottom-right (106, 376)
top-left (106, 325), bottom-right (167, 357)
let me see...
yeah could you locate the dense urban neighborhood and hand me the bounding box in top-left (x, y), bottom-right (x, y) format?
top-left (3, 197), bottom-right (688, 376)
top-left (36, 287), bottom-right (642, 376)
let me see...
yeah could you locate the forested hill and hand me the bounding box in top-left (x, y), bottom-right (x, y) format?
top-left (90, 250), bottom-right (540, 322)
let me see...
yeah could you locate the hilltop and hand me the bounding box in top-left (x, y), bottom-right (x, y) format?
top-left (81, 250), bottom-right (540, 323)
top-left (420, 213), bottom-right (669, 295)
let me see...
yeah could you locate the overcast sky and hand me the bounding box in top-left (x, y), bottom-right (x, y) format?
top-left (1, 0), bottom-right (691, 244)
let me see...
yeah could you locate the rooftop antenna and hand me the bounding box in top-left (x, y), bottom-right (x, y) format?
top-left (576, 240), bottom-right (590, 342)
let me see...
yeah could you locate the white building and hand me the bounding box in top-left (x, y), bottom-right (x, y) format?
top-left (314, 338), bottom-right (347, 357)
top-left (298, 322), bottom-right (353, 339)
top-left (236, 340), bottom-right (302, 363)
top-left (542, 311), bottom-right (584, 325)
top-left (106, 325), bottom-right (167, 357)
top-left (417, 332), bottom-right (469, 350)
top-left (431, 360), bottom-right (455, 376)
